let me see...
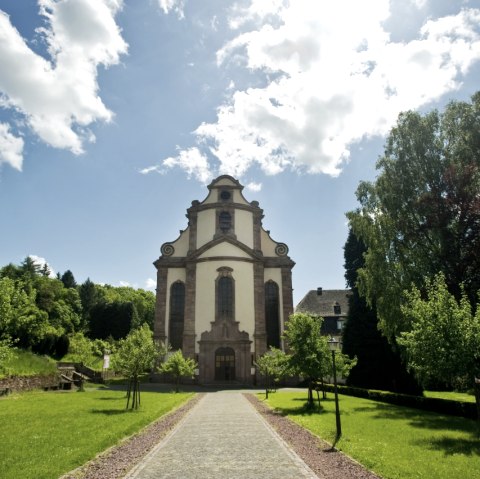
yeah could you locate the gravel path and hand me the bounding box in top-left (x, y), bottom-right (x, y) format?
top-left (61, 390), bottom-right (381, 479)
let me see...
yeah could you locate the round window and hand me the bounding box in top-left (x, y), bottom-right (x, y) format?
top-left (220, 190), bottom-right (231, 200)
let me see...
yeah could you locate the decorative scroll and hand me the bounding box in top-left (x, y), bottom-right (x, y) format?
top-left (161, 243), bottom-right (175, 256)
top-left (275, 243), bottom-right (289, 256)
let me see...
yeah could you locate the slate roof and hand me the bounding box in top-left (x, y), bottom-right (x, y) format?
top-left (295, 289), bottom-right (351, 318)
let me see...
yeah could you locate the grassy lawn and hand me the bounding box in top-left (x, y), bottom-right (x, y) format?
top-left (265, 391), bottom-right (479, 479)
top-left (424, 390), bottom-right (476, 403)
top-left (0, 386), bottom-right (193, 479)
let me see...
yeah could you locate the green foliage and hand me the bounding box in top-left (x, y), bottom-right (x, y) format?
top-left (342, 229), bottom-right (422, 394)
top-left (160, 350), bottom-right (197, 392)
top-left (255, 347), bottom-right (291, 384)
top-left (0, 337), bottom-right (14, 374)
top-left (113, 325), bottom-right (157, 408)
top-left (266, 391), bottom-right (479, 479)
top-left (347, 93), bottom-right (480, 340)
top-left (283, 313), bottom-right (331, 382)
top-left (399, 274), bottom-right (480, 391)
top-left (60, 270), bottom-right (77, 289)
top-left (67, 332), bottom-right (96, 366)
top-left (0, 389), bottom-right (194, 479)
top-left (1, 349), bottom-right (57, 378)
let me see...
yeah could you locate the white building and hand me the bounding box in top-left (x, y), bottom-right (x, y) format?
top-left (153, 175), bottom-right (295, 385)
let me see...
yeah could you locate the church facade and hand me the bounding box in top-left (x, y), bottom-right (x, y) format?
top-left (153, 175), bottom-right (294, 385)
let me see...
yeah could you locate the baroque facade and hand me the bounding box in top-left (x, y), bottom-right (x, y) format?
top-left (153, 175), bottom-right (294, 385)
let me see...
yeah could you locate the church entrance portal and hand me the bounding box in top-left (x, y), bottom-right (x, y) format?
top-left (215, 347), bottom-right (235, 381)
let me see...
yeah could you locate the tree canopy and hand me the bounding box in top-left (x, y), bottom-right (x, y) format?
top-left (347, 93), bottom-right (480, 340)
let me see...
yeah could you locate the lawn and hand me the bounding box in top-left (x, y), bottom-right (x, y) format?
top-left (424, 390), bottom-right (476, 403)
top-left (0, 386), bottom-right (193, 479)
top-left (265, 391), bottom-right (479, 479)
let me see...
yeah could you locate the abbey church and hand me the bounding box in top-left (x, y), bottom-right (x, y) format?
top-left (153, 175), bottom-right (295, 385)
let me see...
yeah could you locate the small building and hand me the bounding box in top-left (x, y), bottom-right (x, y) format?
top-left (295, 289), bottom-right (351, 339)
top-left (153, 175), bottom-right (295, 385)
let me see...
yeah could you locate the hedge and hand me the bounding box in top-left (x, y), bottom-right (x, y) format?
top-left (313, 382), bottom-right (477, 420)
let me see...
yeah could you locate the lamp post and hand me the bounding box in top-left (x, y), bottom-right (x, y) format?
top-left (327, 336), bottom-right (342, 440)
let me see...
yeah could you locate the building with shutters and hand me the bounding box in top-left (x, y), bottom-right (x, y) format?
top-left (153, 175), bottom-right (295, 385)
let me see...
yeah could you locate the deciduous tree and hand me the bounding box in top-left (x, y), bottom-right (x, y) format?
top-left (348, 93), bottom-right (480, 340)
top-left (160, 350), bottom-right (197, 393)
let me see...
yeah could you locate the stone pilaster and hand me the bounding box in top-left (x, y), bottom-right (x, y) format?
top-left (153, 266), bottom-right (168, 344)
top-left (183, 261), bottom-right (197, 358)
top-left (281, 266), bottom-right (294, 333)
top-left (253, 261), bottom-right (266, 359)
top-left (187, 205), bottom-right (198, 254)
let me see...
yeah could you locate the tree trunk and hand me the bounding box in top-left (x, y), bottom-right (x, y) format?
top-left (307, 381), bottom-right (313, 407)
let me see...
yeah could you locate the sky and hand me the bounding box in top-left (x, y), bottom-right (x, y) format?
top-left (0, 0), bottom-right (479, 306)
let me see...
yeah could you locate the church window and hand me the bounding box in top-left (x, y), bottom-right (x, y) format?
top-left (169, 281), bottom-right (185, 350)
top-left (220, 190), bottom-right (231, 201)
top-left (217, 276), bottom-right (234, 319)
top-left (265, 281), bottom-right (280, 348)
top-left (219, 211), bottom-right (232, 233)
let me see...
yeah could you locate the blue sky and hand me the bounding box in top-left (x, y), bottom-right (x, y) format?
top-left (0, 0), bottom-right (479, 305)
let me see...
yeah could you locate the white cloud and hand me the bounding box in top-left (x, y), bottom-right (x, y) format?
top-left (162, 147), bottom-right (212, 184)
top-left (158, 0), bottom-right (185, 19)
top-left (245, 181), bottom-right (262, 192)
top-left (0, 0), bottom-right (127, 168)
top-left (119, 280), bottom-right (131, 287)
top-left (159, 1), bottom-right (480, 181)
top-left (28, 254), bottom-right (56, 278)
top-left (0, 123), bottom-right (24, 170)
top-left (145, 278), bottom-right (156, 290)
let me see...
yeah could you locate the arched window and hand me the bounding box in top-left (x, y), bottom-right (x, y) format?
top-left (265, 281), bottom-right (280, 348)
top-left (169, 282), bottom-right (185, 350)
top-left (217, 276), bottom-right (234, 320)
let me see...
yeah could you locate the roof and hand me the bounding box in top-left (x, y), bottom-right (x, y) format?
top-left (295, 289), bottom-right (351, 318)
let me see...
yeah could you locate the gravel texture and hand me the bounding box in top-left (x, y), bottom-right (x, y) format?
top-left (60, 394), bottom-right (203, 479)
top-left (245, 393), bottom-right (382, 479)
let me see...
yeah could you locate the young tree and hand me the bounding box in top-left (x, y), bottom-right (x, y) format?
top-left (113, 324), bottom-right (157, 409)
top-left (347, 93), bottom-right (480, 341)
top-left (283, 313), bottom-right (332, 407)
top-left (399, 274), bottom-right (480, 398)
top-left (255, 347), bottom-right (291, 398)
top-left (160, 350), bottom-right (197, 393)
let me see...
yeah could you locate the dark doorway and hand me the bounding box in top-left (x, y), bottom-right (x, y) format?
top-left (215, 347), bottom-right (235, 381)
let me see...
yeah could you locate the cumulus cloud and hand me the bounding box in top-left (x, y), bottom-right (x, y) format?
top-left (0, 123), bottom-right (24, 170)
top-left (150, 0), bottom-right (480, 180)
top-left (145, 278), bottom-right (156, 290)
top-left (28, 254), bottom-right (56, 278)
top-left (245, 181), bottom-right (262, 192)
top-left (0, 0), bottom-right (127, 170)
top-left (158, 0), bottom-right (185, 19)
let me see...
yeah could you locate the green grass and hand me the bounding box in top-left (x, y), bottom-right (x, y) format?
top-left (424, 390), bottom-right (476, 403)
top-left (0, 387), bottom-right (193, 479)
top-left (264, 391), bottom-right (479, 479)
top-left (1, 349), bottom-right (57, 378)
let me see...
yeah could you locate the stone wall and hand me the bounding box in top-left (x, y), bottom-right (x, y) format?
top-left (0, 374), bottom-right (59, 393)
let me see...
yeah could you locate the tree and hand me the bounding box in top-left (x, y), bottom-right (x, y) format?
top-left (255, 347), bottom-right (291, 398)
top-left (68, 332), bottom-right (95, 366)
top-left (399, 274), bottom-right (480, 394)
top-left (0, 337), bottom-right (14, 375)
top-left (342, 229), bottom-right (422, 394)
top-left (160, 350), bottom-right (197, 392)
top-left (60, 270), bottom-right (77, 289)
top-left (347, 93), bottom-right (480, 341)
top-left (283, 313), bottom-right (332, 407)
top-left (113, 325), bottom-right (157, 409)
top-left (88, 301), bottom-right (137, 340)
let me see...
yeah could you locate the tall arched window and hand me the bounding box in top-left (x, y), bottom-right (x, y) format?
top-left (169, 281), bottom-right (185, 350)
top-left (219, 211), bottom-right (232, 233)
top-left (217, 276), bottom-right (234, 320)
top-left (265, 281), bottom-right (280, 348)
